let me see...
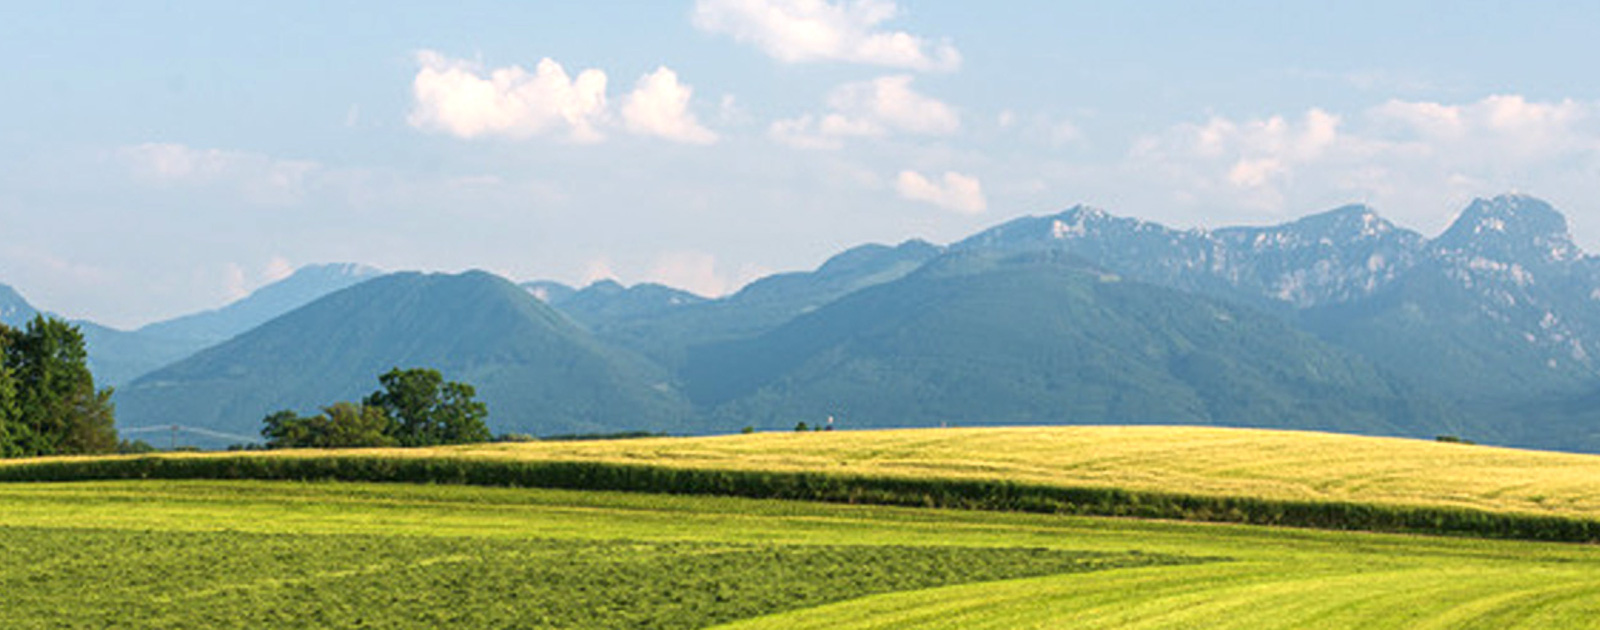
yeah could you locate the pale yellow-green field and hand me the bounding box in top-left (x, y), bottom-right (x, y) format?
top-left (17, 425), bottom-right (1600, 520)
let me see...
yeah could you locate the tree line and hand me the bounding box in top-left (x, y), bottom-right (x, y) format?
top-left (0, 316), bottom-right (118, 457)
top-left (260, 367), bottom-right (490, 448)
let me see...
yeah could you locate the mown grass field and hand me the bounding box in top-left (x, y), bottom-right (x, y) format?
top-left (5, 426), bottom-right (1600, 627)
top-left (2, 480), bottom-right (1599, 628)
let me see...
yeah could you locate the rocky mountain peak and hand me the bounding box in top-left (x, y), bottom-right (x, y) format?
top-left (1434, 195), bottom-right (1581, 263)
top-left (1289, 204), bottom-right (1406, 242)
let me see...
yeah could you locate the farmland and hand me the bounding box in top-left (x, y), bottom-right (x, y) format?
top-left (3, 480), bottom-right (1599, 628)
top-left (5, 426), bottom-right (1600, 627)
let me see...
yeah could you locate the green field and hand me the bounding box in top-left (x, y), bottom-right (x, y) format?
top-left (2, 480), bottom-right (1599, 628)
top-left (5, 427), bottom-right (1600, 627)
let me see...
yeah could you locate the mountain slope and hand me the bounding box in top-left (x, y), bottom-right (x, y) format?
top-left (586, 239), bottom-right (944, 367)
top-left (138, 263), bottom-right (384, 345)
top-left (532, 279), bottom-right (708, 330)
top-left (0, 283), bottom-right (38, 326)
top-left (116, 271), bottom-right (689, 441)
top-left (686, 251), bottom-right (1446, 436)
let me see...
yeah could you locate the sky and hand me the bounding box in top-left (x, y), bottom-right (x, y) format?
top-left (3, 1), bottom-right (1599, 328)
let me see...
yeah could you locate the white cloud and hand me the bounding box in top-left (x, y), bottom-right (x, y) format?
top-left (692, 0), bottom-right (960, 72)
top-left (407, 50), bottom-right (609, 143)
top-left (621, 67), bottom-right (718, 145)
top-left (643, 251), bottom-right (770, 297)
top-left (408, 51), bottom-right (721, 145)
top-left (895, 170), bottom-right (985, 214)
top-left (1371, 94), bottom-right (1590, 159)
top-left (770, 75), bottom-right (958, 148)
top-left (116, 143), bottom-right (319, 205)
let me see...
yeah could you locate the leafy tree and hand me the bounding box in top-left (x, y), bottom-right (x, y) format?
top-left (1, 316), bottom-right (116, 457)
top-left (260, 404), bottom-right (397, 449)
top-left (363, 368), bottom-right (489, 446)
top-left (314, 402), bottom-right (398, 448)
top-left (0, 329), bottom-right (17, 457)
top-left (261, 409), bottom-right (313, 448)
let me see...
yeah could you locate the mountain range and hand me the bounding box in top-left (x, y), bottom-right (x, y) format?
top-left (8, 193), bottom-right (1600, 452)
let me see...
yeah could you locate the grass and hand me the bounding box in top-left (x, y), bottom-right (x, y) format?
top-left (3, 480), bottom-right (1600, 628)
top-left (3, 525), bottom-right (1179, 628)
top-left (6, 426), bottom-right (1600, 541)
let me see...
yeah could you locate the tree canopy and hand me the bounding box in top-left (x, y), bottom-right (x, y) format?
top-left (1, 316), bottom-right (117, 457)
top-left (261, 367), bottom-right (489, 449)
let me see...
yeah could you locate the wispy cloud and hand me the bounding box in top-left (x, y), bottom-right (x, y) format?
top-left (115, 143), bottom-right (319, 205)
top-left (770, 75), bottom-right (958, 149)
top-left (1120, 94), bottom-right (1600, 228)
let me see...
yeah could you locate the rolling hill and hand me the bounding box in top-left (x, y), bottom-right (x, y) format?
top-left (115, 271), bottom-right (689, 442)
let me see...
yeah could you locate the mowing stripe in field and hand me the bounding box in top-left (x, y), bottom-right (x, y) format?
top-left (710, 562), bottom-right (1600, 630)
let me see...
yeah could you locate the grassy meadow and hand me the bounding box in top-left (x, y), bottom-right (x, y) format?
top-left (3, 480), bottom-right (1599, 628)
top-left (6, 426), bottom-right (1600, 627)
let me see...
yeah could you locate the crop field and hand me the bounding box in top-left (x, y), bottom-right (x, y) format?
top-left (445, 426), bottom-right (1600, 518)
top-left (8, 426), bottom-right (1600, 541)
top-left (3, 479), bottom-right (1600, 628)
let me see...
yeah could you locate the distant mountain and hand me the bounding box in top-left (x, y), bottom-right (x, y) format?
top-left (1297, 197), bottom-right (1600, 449)
top-left (116, 271), bottom-right (689, 444)
top-left (522, 280), bottom-right (577, 304)
top-left (951, 194), bottom-right (1600, 451)
top-left (139, 263), bottom-right (384, 345)
top-left (577, 240), bottom-right (944, 366)
top-left (686, 250), bottom-right (1448, 437)
top-left (77, 323), bottom-right (209, 389)
top-left (1211, 205), bottom-right (1425, 309)
top-left (0, 283), bottom-right (195, 387)
top-left (524, 279), bottom-right (708, 330)
top-left (82, 193), bottom-right (1600, 453)
top-left (0, 283), bottom-right (38, 326)
top-left (953, 203), bottom-right (1425, 311)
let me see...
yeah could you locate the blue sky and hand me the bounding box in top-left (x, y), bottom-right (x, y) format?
top-left (3, 1), bottom-right (1599, 327)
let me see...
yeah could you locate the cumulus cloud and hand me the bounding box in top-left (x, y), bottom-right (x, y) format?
top-left (408, 51), bottom-right (720, 145)
top-left (621, 67), bottom-right (718, 144)
top-left (770, 75), bottom-right (958, 148)
top-left (692, 0), bottom-right (960, 72)
top-left (408, 50), bottom-right (609, 143)
top-left (895, 170), bottom-right (985, 214)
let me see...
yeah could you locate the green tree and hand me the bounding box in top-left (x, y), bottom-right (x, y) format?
top-left (314, 402), bottom-right (398, 448)
top-left (261, 409), bottom-right (313, 448)
top-left (363, 368), bottom-right (490, 446)
top-left (2, 316), bottom-right (116, 457)
top-left (0, 327), bottom-right (18, 457)
top-left (260, 404), bottom-right (397, 449)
